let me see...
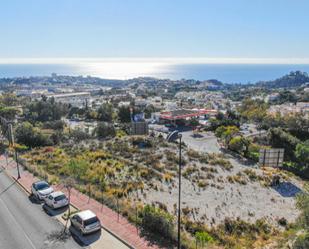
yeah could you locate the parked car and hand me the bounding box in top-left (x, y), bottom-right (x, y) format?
top-left (31, 180), bottom-right (54, 200)
top-left (45, 191), bottom-right (69, 209)
top-left (70, 210), bottom-right (101, 235)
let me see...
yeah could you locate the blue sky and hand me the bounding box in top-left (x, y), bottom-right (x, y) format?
top-left (1, 0), bottom-right (309, 59)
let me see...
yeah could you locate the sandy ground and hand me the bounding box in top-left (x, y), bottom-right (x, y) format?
top-left (143, 130), bottom-right (302, 227)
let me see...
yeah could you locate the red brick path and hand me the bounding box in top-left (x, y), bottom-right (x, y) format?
top-left (0, 156), bottom-right (161, 249)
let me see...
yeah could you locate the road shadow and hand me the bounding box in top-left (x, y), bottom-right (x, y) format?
top-left (28, 194), bottom-right (43, 205)
top-left (45, 229), bottom-right (71, 243)
top-left (176, 126), bottom-right (192, 132)
top-left (42, 203), bottom-right (69, 216)
top-left (0, 180), bottom-right (16, 196)
top-left (190, 133), bottom-right (204, 138)
top-left (69, 225), bottom-right (101, 247)
top-left (272, 182), bottom-right (302, 197)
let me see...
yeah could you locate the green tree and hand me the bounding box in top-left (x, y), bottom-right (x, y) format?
top-left (42, 120), bottom-right (65, 130)
top-left (224, 126), bottom-right (239, 144)
top-left (295, 141), bottom-right (309, 171)
top-left (238, 98), bottom-right (268, 122)
top-left (144, 104), bottom-right (156, 119)
top-left (24, 97), bottom-right (69, 122)
top-left (94, 122), bottom-right (115, 138)
top-left (274, 90), bottom-right (298, 104)
top-left (228, 136), bottom-right (245, 153)
top-left (97, 103), bottom-right (113, 122)
top-left (118, 106), bottom-right (131, 123)
top-left (0, 106), bottom-right (20, 120)
top-left (268, 128), bottom-right (300, 161)
top-left (0, 93), bottom-right (18, 106)
top-left (215, 126), bottom-right (226, 138)
top-left (215, 126), bottom-right (240, 146)
top-left (15, 122), bottom-right (52, 148)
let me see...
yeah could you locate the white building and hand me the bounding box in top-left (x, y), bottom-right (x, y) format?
top-left (49, 92), bottom-right (91, 108)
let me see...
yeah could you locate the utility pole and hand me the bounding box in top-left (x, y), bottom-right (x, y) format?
top-left (166, 131), bottom-right (182, 249)
top-left (177, 134), bottom-right (182, 249)
top-left (8, 123), bottom-right (20, 179)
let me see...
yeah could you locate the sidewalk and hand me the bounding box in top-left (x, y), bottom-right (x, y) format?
top-left (0, 156), bottom-right (161, 249)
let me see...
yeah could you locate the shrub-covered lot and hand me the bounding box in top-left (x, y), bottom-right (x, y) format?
top-left (19, 135), bottom-right (307, 248)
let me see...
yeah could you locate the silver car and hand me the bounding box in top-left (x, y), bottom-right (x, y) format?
top-left (70, 210), bottom-right (101, 235)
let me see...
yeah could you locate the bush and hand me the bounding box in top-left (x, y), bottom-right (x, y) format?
top-left (295, 141), bottom-right (309, 171)
top-left (268, 128), bottom-right (300, 161)
top-left (15, 122), bottom-right (53, 148)
top-left (187, 149), bottom-right (202, 160)
top-left (293, 233), bottom-right (309, 249)
top-left (69, 129), bottom-right (91, 142)
top-left (97, 103), bottom-right (113, 122)
top-left (42, 120), bottom-right (65, 130)
top-left (141, 205), bottom-right (175, 241)
top-left (228, 136), bottom-right (245, 153)
top-left (222, 217), bottom-right (270, 236)
top-left (195, 231), bottom-right (213, 247)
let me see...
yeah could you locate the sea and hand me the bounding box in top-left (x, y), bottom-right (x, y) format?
top-left (0, 61), bottom-right (309, 84)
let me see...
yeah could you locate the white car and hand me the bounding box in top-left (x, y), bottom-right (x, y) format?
top-left (45, 191), bottom-right (69, 209)
top-left (31, 180), bottom-right (54, 201)
top-left (70, 210), bottom-right (101, 235)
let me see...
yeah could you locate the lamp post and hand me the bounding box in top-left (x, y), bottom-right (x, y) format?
top-left (8, 123), bottom-right (20, 179)
top-left (166, 130), bottom-right (182, 249)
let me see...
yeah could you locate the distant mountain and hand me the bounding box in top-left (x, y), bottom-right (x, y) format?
top-left (206, 79), bottom-right (223, 85)
top-left (256, 71), bottom-right (309, 88)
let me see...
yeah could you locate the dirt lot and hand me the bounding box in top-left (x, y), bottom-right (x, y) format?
top-left (142, 130), bottom-right (303, 227)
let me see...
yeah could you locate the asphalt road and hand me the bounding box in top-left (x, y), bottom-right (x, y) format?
top-left (0, 169), bottom-right (82, 249)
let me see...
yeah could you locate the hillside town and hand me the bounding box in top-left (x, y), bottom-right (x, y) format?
top-left (0, 71), bottom-right (308, 249)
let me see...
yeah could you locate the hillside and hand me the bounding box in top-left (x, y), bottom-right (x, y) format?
top-left (257, 71), bottom-right (309, 88)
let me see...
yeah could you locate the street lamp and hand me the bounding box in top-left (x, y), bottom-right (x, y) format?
top-left (166, 130), bottom-right (182, 249)
top-left (8, 123), bottom-right (20, 179)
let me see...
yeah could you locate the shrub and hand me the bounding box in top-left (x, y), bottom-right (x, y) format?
top-left (228, 136), bottom-right (245, 153)
top-left (116, 129), bottom-right (127, 138)
top-left (15, 122), bottom-right (53, 148)
top-left (293, 233), bottom-right (309, 249)
top-left (243, 169), bottom-right (258, 181)
top-left (183, 166), bottom-right (196, 178)
top-left (195, 231), bottom-right (213, 247)
top-left (278, 217), bottom-right (288, 227)
top-left (187, 149), bottom-right (201, 159)
top-left (95, 122), bottom-right (116, 138)
top-left (209, 155), bottom-right (233, 171)
top-left (69, 129), bottom-right (91, 142)
top-left (42, 120), bottom-right (65, 130)
top-left (198, 180), bottom-right (208, 188)
top-left (222, 217), bottom-right (270, 236)
top-left (141, 205), bottom-right (175, 241)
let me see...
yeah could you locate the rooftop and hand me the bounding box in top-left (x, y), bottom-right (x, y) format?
top-left (76, 210), bottom-right (97, 220)
top-left (160, 108), bottom-right (217, 120)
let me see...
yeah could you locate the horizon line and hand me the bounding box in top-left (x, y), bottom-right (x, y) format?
top-left (1, 57), bottom-right (309, 65)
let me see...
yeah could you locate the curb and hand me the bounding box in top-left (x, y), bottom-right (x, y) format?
top-left (69, 201), bottom-right (135, 249)
top-left (2, 164), bottom-right (135, 249)
top-left (1, 165), bottom-right (31, 196)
